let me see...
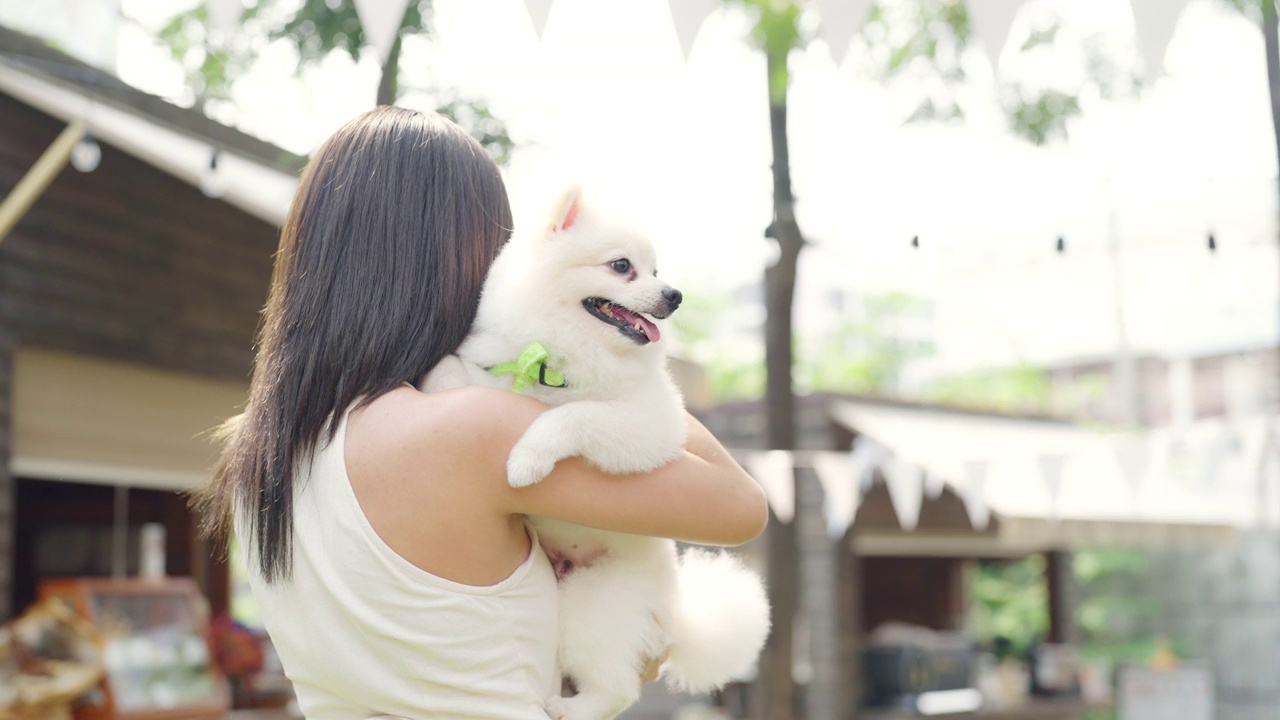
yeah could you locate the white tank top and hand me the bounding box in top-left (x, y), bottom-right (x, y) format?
top-left (241, 406), bottom-right (559, 720)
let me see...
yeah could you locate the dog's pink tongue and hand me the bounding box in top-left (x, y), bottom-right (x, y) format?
top-left (639, 317), bottom-right (661, 342)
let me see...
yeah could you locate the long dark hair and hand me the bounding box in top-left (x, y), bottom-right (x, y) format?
top-left (198, 106), bottom-right (513, 582)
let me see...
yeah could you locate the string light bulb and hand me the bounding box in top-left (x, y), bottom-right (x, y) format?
top-left (911, 235), bottom-right (919, 249)
top-left (1207, 233), bottom-right (1217, 252)
top-left (1056, 235), bottom-right (1065, 253)
top-left (200, 148), bottom-right (227, 198)
top-left (70, 132), bottom-right (101, 173)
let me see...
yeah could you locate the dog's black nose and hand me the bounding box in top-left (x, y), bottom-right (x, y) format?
top-left (663, 287), bottom-right (683, 307)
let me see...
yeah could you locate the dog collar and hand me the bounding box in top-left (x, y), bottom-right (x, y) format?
top-left (488, 342), bottom-right (567, 393)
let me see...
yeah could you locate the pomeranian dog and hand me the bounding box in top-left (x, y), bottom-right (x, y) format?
top-left (423, 187), bottom-right (770, 720)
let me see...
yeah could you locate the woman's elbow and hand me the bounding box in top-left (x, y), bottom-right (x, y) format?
top-left (721, 479), bottom-right (769, 546)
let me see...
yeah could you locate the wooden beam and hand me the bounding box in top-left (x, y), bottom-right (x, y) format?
top-left (0, 119), bottom-right (83, 243)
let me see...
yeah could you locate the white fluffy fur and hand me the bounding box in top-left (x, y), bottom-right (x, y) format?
top-left (422, 189), bottom-right (770, 720)
top-left (666, 549), bottom-right (771, 693)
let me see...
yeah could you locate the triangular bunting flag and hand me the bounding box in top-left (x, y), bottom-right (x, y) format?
top-left (1245, 418), bottom-right (1274, 476)
top-left (1130, 0), bottom-right (1191, 84)
top-left (966, 0), bottom-right (1024, 73)
top-left (668, 0), bottom-right (717, 60)
top-left (923, 470), bottom-right (945, 500)
top-left (812, 451), bottom-right (862, 539)
top-left (524, 0), bottom-right (554, 40)
top-left (747, 450), bottom-right (796, 523)
top-left (1114, 434), bottom-right (1149, 499)
top-left (207, 0), bottom-right (242, 37)
top-left (962, 460), bottom-right (990, 530)
top-left (849, 434), bottom-right (887, 492)
top-left (817, 0), bottom-right (873, 64)
top-left (1039, 454), bottom-right (1066, 522)
top-left (355, 0), bottom-right (412, 65)
top-left (882, 455), bottom-right (924, 531)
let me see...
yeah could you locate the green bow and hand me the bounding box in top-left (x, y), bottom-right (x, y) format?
top-left (488, 342), bottom-right (567, 394)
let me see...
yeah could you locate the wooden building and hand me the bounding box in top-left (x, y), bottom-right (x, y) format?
top-left (690, 390), bottom-right (1252, 720)
top-left (0, 25), bottom-right (301, 620)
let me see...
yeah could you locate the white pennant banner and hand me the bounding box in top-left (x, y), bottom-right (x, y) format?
top-left (1039, 454), bottom-right (1066, 522)
top-left (966, 0), bottom-right (1024, 73)
top-left (1114, 434), bottom-right (1149, 499)
top-left (882, 455), bottom-right (924, 531)
top-left (1130, 0), bottom-right (1190, 84)
top-left (850, 434), bottom-right (888, 492)
top-left (923, 470), bottom-right (945, 500)
top-left (1245, 419), bottom-right (1275, 477)
top-left (668, 0), bottom-right (718, 60)
top-left (812, 451), bottom-right (862, 539)
top-left (817, 0), bottom-right (873, 64)
top-left (747, 450), bottom-right (796, 523)
top-left (355, 0), bottom-right (412, 65)
top-left (524, 0), bottom-right (555, 40)
top-left (207, 0), bottom-right (243, 38)
top-left (962, 460), bottom-right (990, 530)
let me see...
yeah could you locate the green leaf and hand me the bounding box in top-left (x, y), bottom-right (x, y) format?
top-left (734, 0), bottom-right (806, 104)
top-left (146, 0), bottom-right (515, 162)
top-left (1021, 22), bottom-right (1060, 52)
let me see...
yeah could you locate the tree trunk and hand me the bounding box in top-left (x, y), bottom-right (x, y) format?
top-left (750, 44), bottom-right (805, 720)
top-left (1266, 1), bottom-right (1280, 411)
top-left (376, 34), bottom-right (403, 106)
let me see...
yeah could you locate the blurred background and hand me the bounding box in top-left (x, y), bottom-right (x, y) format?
top-left (0, 0), bottom-right (1276, 719)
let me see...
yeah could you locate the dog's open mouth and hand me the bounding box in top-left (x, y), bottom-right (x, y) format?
top-left (583, 298), bottom-right (661, 344)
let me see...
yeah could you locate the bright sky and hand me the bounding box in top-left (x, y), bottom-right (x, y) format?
top-left (6, 0), bottom-right (1278, 374)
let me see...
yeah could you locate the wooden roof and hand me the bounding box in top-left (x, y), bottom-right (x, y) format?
top-left (0, 24), bottom-right (306, 174)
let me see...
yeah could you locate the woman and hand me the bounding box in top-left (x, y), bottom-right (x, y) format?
top-left (199, 106), bottom-right (768, 720)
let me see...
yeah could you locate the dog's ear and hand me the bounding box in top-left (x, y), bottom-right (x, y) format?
top-left (550, 186), bottom-right (583, 233)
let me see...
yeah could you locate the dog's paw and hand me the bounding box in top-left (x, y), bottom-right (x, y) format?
top-left (507, 443), bottom-right (559, 488)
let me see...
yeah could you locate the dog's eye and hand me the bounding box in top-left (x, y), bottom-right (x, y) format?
top-left (610, 259), bottom-right (631, 274)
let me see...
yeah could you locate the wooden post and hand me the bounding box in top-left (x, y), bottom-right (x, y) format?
top-left (0, 120), bottom-right (84, 244)
top-left (840, 532), bottom-right (862, 719)
top-left (799, 470), bottom-right (843, 720)
top-left (1045, 551), bottom-right (1076, 644)
top-left (0, 331), bottom-right (13, 620)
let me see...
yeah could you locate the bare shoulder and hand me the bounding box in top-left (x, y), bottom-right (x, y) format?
top-left (346, 385), bottom-right (543, 484)
top-left (344, 385), bottom-right (550, 585)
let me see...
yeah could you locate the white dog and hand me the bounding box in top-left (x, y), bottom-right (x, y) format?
top-left (424, 188), bottom-right (770, 720)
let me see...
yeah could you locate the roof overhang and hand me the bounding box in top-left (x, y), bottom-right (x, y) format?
top-left (0, 60), bottom-right (298, 227)
top-left (827, 398), bottom-right (1272, 551)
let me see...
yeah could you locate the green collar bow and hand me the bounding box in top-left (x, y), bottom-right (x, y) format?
top-left (488, 342), bottom-right (567, 393)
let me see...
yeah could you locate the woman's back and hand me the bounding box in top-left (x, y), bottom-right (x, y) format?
top-left (244, 400), bottom-right (558, 720)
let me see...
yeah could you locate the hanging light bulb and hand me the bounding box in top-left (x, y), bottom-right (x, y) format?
top-left (1207, 233), bottom-right (1217, 252)
top-left (70, 132), bottom-right (101, 173)
top-left (200, 148), bottom-right (227, 198)
top-left (910, 235), bottom-right (919, 249)
top-left (1056, 235), bottom-right (1065, 253)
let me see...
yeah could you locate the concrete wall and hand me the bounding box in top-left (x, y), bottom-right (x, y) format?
top-left (1075, 532), bottom-right (1280, 720)
top-left (1146, 531), bottom-right (1280, 720)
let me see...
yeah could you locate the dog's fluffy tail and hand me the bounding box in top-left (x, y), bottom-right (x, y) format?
top-left (663, 549), bottom-right (771, 694)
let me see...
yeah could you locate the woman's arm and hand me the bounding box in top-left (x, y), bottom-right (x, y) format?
top-left (450, 387), bottom-right (768, 546)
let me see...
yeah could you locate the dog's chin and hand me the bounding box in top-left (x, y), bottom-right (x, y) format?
top-left (582, 298), bottom-right (660, 346)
